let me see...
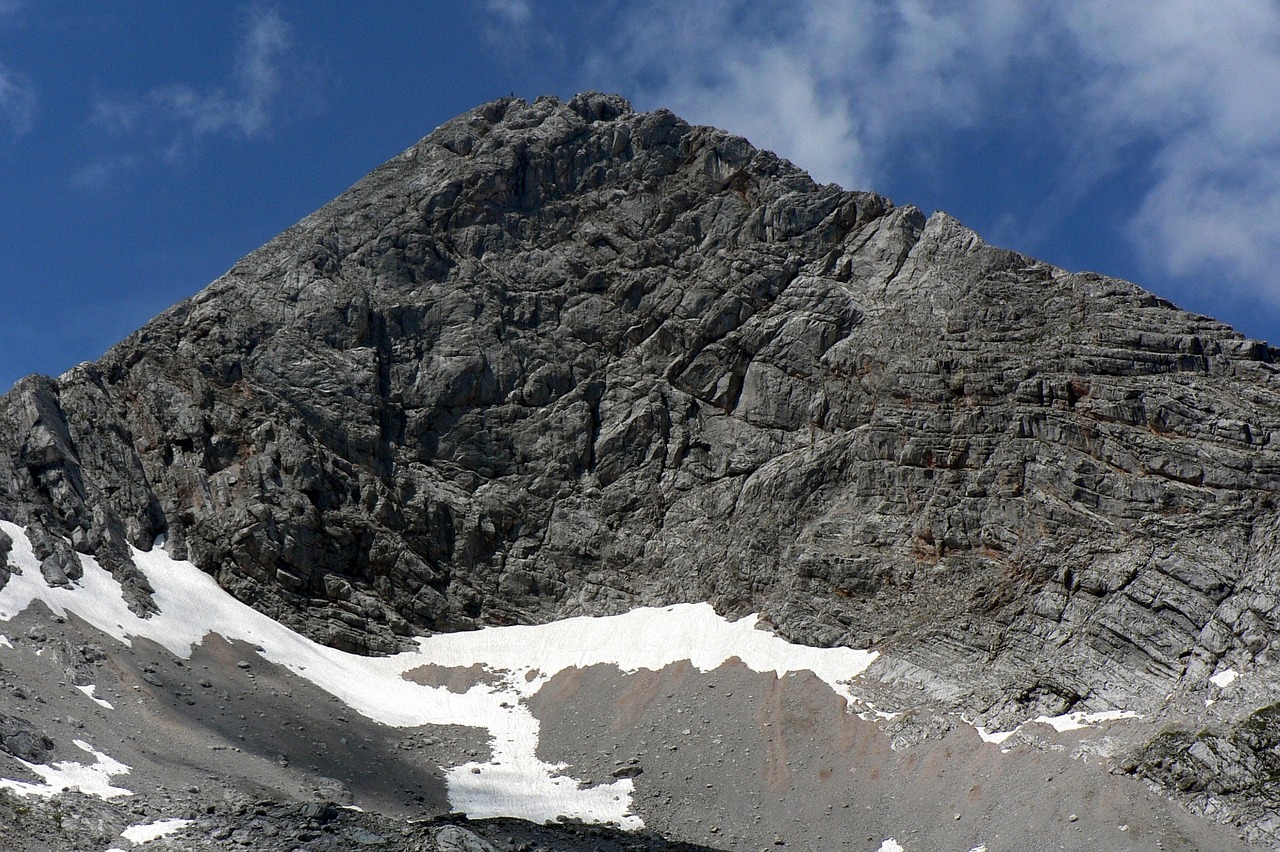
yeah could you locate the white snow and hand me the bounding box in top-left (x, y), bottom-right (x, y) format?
top-left (975, 727), bottom-right (1017, 744)
top-left (1210, 668), bottom-right (1239, 688)
top-left (0, 634), bottom-right (11, 648)
top-left (0, 522), bottom-right (878, 827)
top-left (856, 701), bottom-right (900, 721)
top-left (121, 817), bottom-right (193, 844)
top-left (1032, 709), bottom-right (1140, 733)
top-left (75, 683), bottom-right (114, 709)
top-left (0, 738), bottom-right (131, 799)
top-left (973, 708), bottom-right (1139, 746)
top-left (877, 840), bottom-right (905, 852)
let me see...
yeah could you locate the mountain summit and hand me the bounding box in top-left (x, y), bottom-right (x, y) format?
top-left (2, 93), bottom-right (1280, 847)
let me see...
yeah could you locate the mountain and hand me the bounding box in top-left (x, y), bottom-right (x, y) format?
top-left (0, 92), bottom-right (1278, 849)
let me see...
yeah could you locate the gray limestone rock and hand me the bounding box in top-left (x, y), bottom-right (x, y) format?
top-left (434, 824), bottom-right (498, 852)
top-left (3, 92), bottom-right (1280, 829)
top-left (0, 713), bottom-right (54, 763)
top-left (38, 551), bottom-right (77, 587)
top-left (0, 526), bottom-right (11, 588)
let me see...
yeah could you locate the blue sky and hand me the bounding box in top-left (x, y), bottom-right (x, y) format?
top-left (3, 1), bottom-right (1280, 392)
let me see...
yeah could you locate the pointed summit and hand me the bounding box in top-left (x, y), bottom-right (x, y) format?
top-left (0, 95), bottom-right (1273, 749)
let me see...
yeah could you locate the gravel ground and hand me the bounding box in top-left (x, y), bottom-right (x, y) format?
top-left (528, 659), bottom-right (1256, 851)
top-left (0, 603), bottom-right (1263, 851)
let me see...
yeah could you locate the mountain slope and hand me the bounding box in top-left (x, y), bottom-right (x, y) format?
top-left (4, 92), bottom-right (1280, 844)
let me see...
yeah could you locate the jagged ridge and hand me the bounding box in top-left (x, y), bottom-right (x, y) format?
top-left (2, 93), bottom-right (1280, 758)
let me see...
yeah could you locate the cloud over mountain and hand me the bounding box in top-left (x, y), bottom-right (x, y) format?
top-left (588, 0), bottom-right (1280, 301)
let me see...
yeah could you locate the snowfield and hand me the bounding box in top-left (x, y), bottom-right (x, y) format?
top-left (0, 738), bottom-right (131, 799)
top-left (120, 817), bottom-right (194, 844)
top-left (975, 708), bottom-right (1141, 746)
top-left (75, 683), bottom-right (115, 710)
top-left (0, 522), bottom-right (878, 825)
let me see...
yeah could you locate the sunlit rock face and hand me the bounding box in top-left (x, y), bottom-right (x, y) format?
top-left (4, 92), bottom-right (1280, 843)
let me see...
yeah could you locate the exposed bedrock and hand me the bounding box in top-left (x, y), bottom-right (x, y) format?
top-left (2, 91), bottom-right (1280, 744)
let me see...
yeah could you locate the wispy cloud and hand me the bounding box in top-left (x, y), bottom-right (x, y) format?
top-left (586, 0), bottom-right (1280, 304)
top-left (1062, 0), bottom-right (1280, 293)
top-left (0, 62), bottom-right (34, 137)
top-left (81, 7), bottom-right (303, 179)
top-left (592, 0), bottom-right (1046, 187)
top-left (479, 0), bottom-right (554, 60)
top-left (485, 0), bottom-right (532, 26)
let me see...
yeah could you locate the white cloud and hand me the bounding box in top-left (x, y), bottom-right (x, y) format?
top-left (587, 0), bottom-right (1280, 304)
top-left (87, 7), bottom-right (296, 168)
top-left (1062, 0), bottom-right (1280, 293)
top-left (593, 0), bottom-right (1048, 188)
top-left (652, 45), bottom-right (866, 187)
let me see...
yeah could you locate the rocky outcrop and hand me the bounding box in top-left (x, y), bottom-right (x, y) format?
top-left (1122, 704), bottom-right (1280, 845)
top-left (2, 92), bottom-right (1280, 755)
top-left (0, 713), bottom-right (54, 764)
top-left (0, 791), bottom-right (718, 852)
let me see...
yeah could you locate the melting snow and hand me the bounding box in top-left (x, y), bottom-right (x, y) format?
top-left (0, 522), bottom-right (878, 827)
top-left (121, 818), bottom-right (193, 844)
top-left (76, 684), bottom-right (114, 709)
top-left (856, 700), bottom-right (900, 722)
top-left (0, 738), bottom-right (131, 799)
top-left (976, 727), bottom-right (1017, 745)
top-left (973, 708), bottom-right (1139, 746)
top-left (1210, 668), bottom-right (1238, 688)
top-left (1033, 709), bottom-right (1140, 733)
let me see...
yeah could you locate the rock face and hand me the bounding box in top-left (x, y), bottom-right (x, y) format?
top-left (2, 91), bottom-right (1280, 746)
top-left (0, 713), bottom-right (54, 764)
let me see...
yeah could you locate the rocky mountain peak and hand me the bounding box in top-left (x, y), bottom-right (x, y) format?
top-left (7, 91), bottom-right (1280, 844)
top-left (2, 91), bottom-right (1279, 735)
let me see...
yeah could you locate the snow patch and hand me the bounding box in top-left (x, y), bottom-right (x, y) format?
top-left (0, 522), bottom-right (878, 828)
top-left (0, 634), bottom-right (11, 648)
top-left (121, 818), bottom-right (193, 844)
top-left (75, 683), bottom-right (114, 709)
top-left (856, 700), bottom-right (900, 721)
top-left (1032, 709), bottom-right (1140, 733)
top-left (0, 739), bottom-right (131, 799)
top-left (1210, 668), bottom-right (1238, 688)
top-left (877, 840), bottom-right (905, 852)
top-left (973, 708), bottom-right (1139, 746)
top-left (976, 727), bottom-right (1017, 745)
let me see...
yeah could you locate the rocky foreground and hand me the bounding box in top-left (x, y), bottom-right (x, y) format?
top-left (0, 604), bottom-right (1253, 852)
top-left (3, 93), bottom-right (1280, 846)
top-left (0, 790), bottom-right (714, 852)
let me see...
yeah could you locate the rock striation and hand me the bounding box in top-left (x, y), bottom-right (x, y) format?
top-left (3, 90), bottom-right (1280, 776)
